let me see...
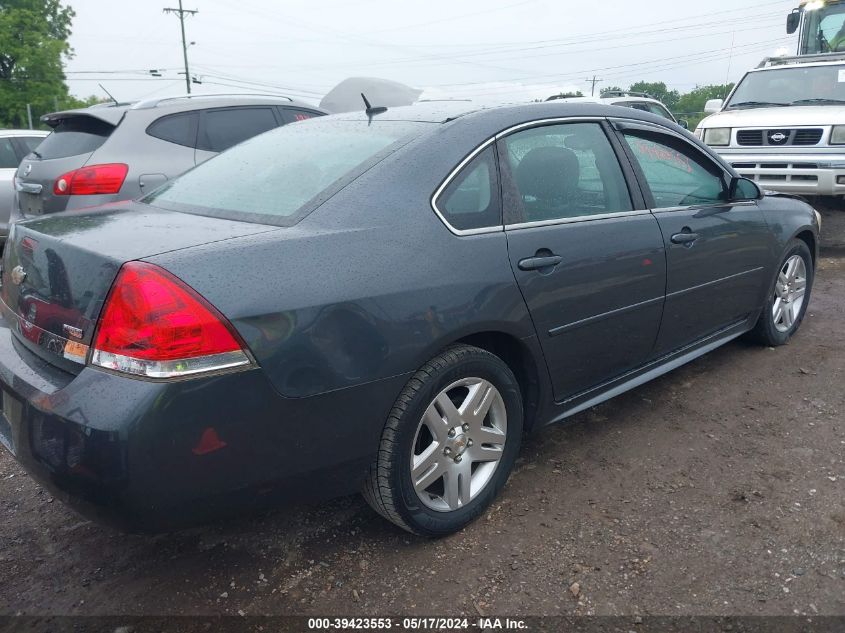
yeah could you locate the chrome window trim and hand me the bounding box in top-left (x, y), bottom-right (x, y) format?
top-left (430, 137), bottom-right (501, 237)
top-left (430, 116), bottom-right (608, 237)
top-left (650, 200), bottom-right (758, 214)
top-left (505, 209), bottom-right (651, 231)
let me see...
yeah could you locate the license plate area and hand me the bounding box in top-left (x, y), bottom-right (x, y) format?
top-left (19, 192), bottom-right (43, 215)
top-left (0, 390), bottom-right (22, 456)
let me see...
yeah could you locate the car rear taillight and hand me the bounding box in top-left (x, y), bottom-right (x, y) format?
top-left (90, 262), bottom-right (252, 379)
top-left (53, 163), bottom-right (128, 196)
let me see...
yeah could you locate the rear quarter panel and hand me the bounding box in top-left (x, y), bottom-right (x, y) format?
top-left (145, 126), bottom-right (539, 399)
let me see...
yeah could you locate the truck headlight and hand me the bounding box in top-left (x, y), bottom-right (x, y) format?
top-left (703, 128), bottom-right (731, 146)
top-left (830, 125), bottom-right (845, 144)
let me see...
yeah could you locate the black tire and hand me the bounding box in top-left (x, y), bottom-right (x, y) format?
top-left (749, 239), bottom-right (814, 347)
top-left (362, 344), bottom-right (523, 537)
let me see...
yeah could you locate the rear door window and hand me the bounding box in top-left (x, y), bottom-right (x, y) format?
top-left (34, 117), bottom-right (115, 159)
top-left (147, 112), bottom-right (199, 148)
top-left (197, 107), bottom-right (280, 152)
top-left (499, 122), bottom-right (633, 223)
top-left (0, 138), bottom-right (18, 168)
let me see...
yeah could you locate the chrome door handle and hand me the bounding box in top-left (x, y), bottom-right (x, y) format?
top-left (671, 231), bottom-right (699, 247)
top-left (518, 255), bottom-right (563, 271)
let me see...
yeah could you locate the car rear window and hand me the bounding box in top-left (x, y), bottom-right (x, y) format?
top-left (35, 116), bottom-right (115, 160)
top-left (144, 119), bottom-right (432, 225)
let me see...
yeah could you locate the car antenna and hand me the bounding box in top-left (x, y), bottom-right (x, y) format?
top-left (98, 83), bottom-right (119, 106)
top-left (361, 93), bottom-right (388, 117)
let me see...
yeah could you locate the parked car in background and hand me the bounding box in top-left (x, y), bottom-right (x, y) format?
top-left (546, 91), bottom-right (688, 128)
top-left (697, 54), bottom-right (845, 197)
top-left (0, 102), bottom-right (818, 535)
top-left (0, 130), bottom-right (49, 245)
top-left (12, 94), bottom-right (325, 222)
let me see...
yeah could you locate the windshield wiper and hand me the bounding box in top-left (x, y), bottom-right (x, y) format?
top-left (790, 98), bottom-right (845, 105)
top-left (727, 101), bottom-right (788, 109)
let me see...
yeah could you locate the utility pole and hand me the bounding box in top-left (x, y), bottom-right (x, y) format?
top-left (586, 75), bottom-right (603, 97)
top-left (163, 0), bottom-right (197, 94)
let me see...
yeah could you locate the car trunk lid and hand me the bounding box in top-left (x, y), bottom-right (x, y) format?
top-left (0, 203), bottom-right (276, 372)
top-left (15, 112), bottom-right (124, 217)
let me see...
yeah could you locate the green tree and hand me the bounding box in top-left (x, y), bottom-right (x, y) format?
top-left (600, 85), bottom-right (624, 96)
top-left (629, 81), bottom-right (681, 110)
top-left (0, 0), bottom-right (76, 128)
top-left (675, 84), bottom-right (734, 129)
top-left (546, 91), bottom-right (584, 100)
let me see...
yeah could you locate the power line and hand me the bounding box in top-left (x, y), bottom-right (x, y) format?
top-left (163, 0), bottom-right (198, 94)
top-left (586, 75), bottom-right (603, 97)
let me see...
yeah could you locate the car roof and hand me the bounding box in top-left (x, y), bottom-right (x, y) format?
top-left (751, 57), bottom-right (845, 72)
top-left (547, 95), bottom-right (666, 106)
top-left (325, 100), bottom-right (681, 130)
top-left (41, 93), bottom-right (323, 127)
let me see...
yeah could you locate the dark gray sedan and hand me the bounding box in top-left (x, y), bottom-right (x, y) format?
top-left (0, 102), bottom-right (819, 535)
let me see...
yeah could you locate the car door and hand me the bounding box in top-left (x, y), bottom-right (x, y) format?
top-left (194, 106), bottom-right (282, 165)
top-left (143, 111), bottom-right (200, 193)
top-left (500, 120), bottom-right (667, 402)
top-left (613, 120), bottom-right (771, 356)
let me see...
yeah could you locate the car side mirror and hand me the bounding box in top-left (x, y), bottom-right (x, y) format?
top-left (704, 99), bottom-right (724, 114)
top-left (729, 176), bottom-right (761, 201)
top-left (787, 10), bottom-right (800, 35)
top-left (678, 119), bottom-right (689, 130)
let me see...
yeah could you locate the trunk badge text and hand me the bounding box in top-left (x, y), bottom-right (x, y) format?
top-left (63, 324), bottom-right (84, 340)
top-left (10, 266), bottom-right (26, 286)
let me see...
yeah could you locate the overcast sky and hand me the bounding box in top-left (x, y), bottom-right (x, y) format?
top-left (65, 0), bottom-right (798, 108)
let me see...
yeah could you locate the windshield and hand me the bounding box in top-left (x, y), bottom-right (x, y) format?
top-left (726, 64), bottom-right (845, 108)
top-left (800, 3), bottom-right (845, 54)
top-left (144, 119), bottom-right (432, 225)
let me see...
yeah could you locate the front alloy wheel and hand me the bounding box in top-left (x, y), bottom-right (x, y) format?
top-left (363, 344), bottom-right (523, 536)
top-left (750, 239), bottom-right (814, 347)
top-left (772, 254), bottom-right (808, 333)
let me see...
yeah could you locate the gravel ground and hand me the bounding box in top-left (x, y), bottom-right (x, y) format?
top-left (0, 207), bottom-right (843, 618)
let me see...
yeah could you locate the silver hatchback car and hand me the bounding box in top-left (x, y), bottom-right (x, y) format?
top-left (13, 94), bottom-right (325, 221)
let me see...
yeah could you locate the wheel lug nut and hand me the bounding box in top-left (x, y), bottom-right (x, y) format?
top-left (467, 439), bottom-right (473, 447)
top-left (444, 447), bottom-right (451, 455)
top-left (454, 455), bottom-right (462, 463)
top-left (462, 424), bottom-right (469, 432)
top-left (448, 429), bottom-right (456, 438)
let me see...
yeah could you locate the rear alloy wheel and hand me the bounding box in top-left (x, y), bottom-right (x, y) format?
top-left (750, 239), bottom-right (814, 347)
top-left (363, 345), bottom-right (523, 536)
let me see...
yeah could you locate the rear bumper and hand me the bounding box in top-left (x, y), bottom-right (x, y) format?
top-left (0, 322), bottom-right (404, 531)
top-left (716, 150), bottom-right (845, 196)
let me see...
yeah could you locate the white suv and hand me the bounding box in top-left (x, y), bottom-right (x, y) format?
top-left (697, 55), bottom-right (845, 197)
